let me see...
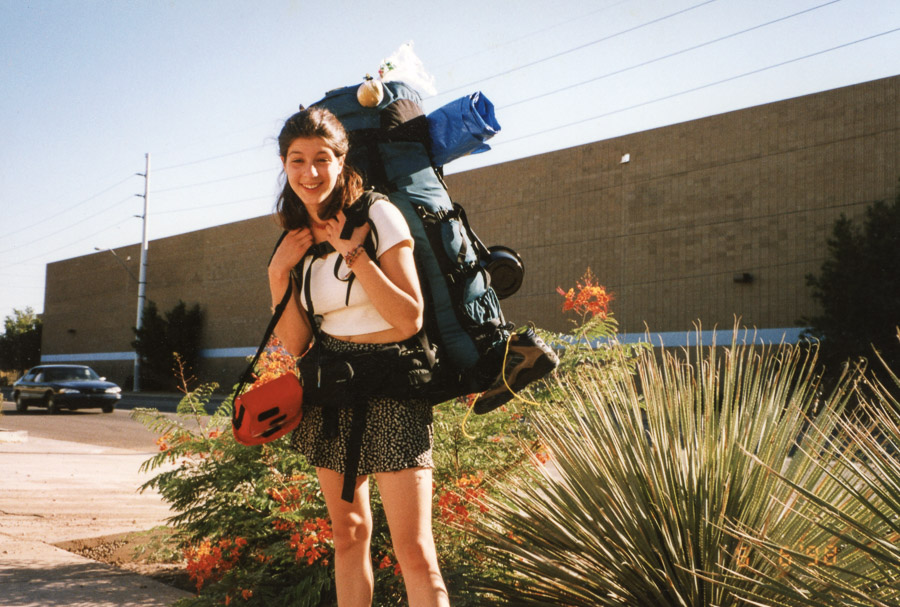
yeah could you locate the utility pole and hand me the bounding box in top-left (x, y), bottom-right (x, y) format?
top-left (134, 153), bottom-right (150, 392)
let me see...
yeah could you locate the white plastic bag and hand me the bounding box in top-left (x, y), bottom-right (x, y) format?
top-left (379, 41), bottom-right (437, 97)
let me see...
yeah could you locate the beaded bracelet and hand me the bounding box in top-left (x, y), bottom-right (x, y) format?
top-left (344, 244), bottom-right (365, 269)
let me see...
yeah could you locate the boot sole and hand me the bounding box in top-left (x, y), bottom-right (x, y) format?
top-left (473, 348), bottom-right (558, 414)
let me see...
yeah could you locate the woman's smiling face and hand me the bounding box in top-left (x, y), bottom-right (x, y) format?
top-left (282, 136), bottom-right (345, 219)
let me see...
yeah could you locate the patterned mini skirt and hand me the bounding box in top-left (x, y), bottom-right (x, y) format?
top-left (290, 334), bottom-right (434, 476)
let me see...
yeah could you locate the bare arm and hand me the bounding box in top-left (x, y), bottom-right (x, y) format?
top-left (345, 241), bottom-right (424, 338)
top-left (268, 228), bottom-right (315, 356)
top-left (325, 214), bottom-right (424, 339)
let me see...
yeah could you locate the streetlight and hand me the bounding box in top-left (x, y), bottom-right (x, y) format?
top-left (94, 247), bottom-right (138, 283)
top-left (95, 246), bottom-right (142, 392)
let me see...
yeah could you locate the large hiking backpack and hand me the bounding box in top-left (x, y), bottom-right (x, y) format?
top-left (308, 81), bottom-right (512, 401)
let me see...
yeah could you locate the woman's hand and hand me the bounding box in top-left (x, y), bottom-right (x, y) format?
top-left (269, 227), bottom-right (313, 279)
top-left (322, 211), bottom-right (370, 257)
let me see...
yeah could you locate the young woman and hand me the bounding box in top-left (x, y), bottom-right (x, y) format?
top-left (267, 107), bottom-right (450, 607)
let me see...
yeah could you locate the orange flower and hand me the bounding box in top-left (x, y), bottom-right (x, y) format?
top-left (183, 537), bottom-right (246, 591)
top-left (557, 268), bottom-right (612, 319)
top-left (248, 336), bottom-right (299, 391)
top-left (288, 518), bottom-right (333, 566)
top-left (436, 473), bottom-right (490, 524)
top-left (155, 432), bottom-right (172, 452)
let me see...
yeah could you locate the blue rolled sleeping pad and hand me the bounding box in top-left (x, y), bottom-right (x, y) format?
top-left (427, 91), bottom-right (501, 167)
top-left (310, 81), bottom-right (509, 398)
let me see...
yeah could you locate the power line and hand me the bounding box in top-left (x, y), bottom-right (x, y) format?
top-left (0, 194), bottom-right (138, 256)
top-left (8, 173), bottom-right (137, 234)
top-left (496, 27), bottom-right (900, 147)
top-left (3, 169), bottom-right (275, 262)
top-left (154, 143), bottom-right (270, 172)
top-left (430, 0), bottom-right (631, 71)
top-left (0, 216), bottom-right (136, 270)
top-left (500, 0), bottom-right (846, 110)
top-left (430, 0), bottom-right (719, 100)
top-left (155, 194), bottom-right (272, 215)
top-left (152, 167), bottom-right (275, 195)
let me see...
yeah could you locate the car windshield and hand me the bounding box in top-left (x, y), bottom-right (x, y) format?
top-left (44, 367), bottom-right (100, 382)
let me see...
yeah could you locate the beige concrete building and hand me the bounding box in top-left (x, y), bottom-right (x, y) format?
top-left (41, 75), bottom-right (900, 389)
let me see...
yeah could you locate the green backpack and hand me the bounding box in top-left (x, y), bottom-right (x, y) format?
top-left (309, 81), bottom-right (517, 402)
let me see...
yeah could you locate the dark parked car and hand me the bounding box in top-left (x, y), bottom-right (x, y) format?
top-left (12, 365), bottom-right (122, 413)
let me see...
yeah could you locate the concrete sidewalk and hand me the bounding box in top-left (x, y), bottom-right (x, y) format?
top-left (0, 433), bottom-right (192, 607)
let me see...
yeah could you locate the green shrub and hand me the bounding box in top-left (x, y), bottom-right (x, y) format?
top-left (132, 300), bottom-right (203, 391)
top-left (133, 340), bottom-right (541, 606)
top-left (722, 334), bottom-right (900, 607)
top-left (467, 323), bottom-right (872, 606)
top-left (134, 382), bottom-right (334, 606)
top-left (135, 268), bottom-right (900, 606)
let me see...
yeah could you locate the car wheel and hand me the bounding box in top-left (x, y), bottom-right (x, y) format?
top-left (45, 393), bottom-right (61, 414)
top-left (14, 392), bottom-right (28, 413)
top-left (102, 404), bottom-right (114, 413)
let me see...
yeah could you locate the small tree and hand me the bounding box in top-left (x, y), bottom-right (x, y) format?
top-left (803, 188), bottom-right (900, 394)
top-left (0, 307), bottom-right (43, 374)
top-left (132, 300), bottom-right (204, 391)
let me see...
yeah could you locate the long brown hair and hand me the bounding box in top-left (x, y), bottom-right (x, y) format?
top-left (275, 107), bottom-right (364, 230)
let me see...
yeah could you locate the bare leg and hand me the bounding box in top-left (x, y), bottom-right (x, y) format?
top-left (375, 467), bottom-right (450, 607)
top-left (318, 468), bottom-right (374, 607)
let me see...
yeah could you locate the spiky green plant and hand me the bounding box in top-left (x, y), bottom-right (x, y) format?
top-left (470, 328), bottom-right (865, 606)
top-left (723, 338), bottom-right (900, 607)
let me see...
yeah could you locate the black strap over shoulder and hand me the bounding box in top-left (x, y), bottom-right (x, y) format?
top-left (299, 188), bottom-right (385, 330)
top-left (231, 229), bottom-right (301, 419)
top-left (230, 278), bottom-right (293, 423)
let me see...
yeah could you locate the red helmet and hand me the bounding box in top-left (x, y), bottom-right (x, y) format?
top-left (232, 374), bottom-right (303, 446)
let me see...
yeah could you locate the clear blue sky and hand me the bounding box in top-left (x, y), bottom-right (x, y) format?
top-left (1, 0), bottom-right (898, 327)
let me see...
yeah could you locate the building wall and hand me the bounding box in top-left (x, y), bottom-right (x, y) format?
top-left (42, 215), bottom-right (284, 388)
top-left (41, 75), bottom-right (900, 389)
top-left (445, 75), bottom-right (899, 336)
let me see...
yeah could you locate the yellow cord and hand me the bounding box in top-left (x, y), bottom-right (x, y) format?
top-left (461, 330), bottom-right (545, 436)
top-left (498, 330), bottom-right (543, 407)
top-left (460, 397), bottom-right (477, 439)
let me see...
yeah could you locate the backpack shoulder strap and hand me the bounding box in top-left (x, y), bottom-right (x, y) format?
top-left (231, 232), bottom-right (317, 409)
top-left (230, 276), bottom-right (294, 418)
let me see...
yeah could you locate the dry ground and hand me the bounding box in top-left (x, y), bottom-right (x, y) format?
top-left (55, 527), bottom-right (195, 595)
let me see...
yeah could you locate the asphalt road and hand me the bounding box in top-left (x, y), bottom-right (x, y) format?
top-left (0, 389), bottom-right (227, 449)
top-left (0, 403), bottom-right (173, 451)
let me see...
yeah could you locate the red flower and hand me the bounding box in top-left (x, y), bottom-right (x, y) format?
top-left (557, 268), bottom-right (612, 319)
top-left (288, 518), bottom-right (333, 566)
top-left (436, 473), bottom-right (490, 524)
top-left (247, 336), bottom-right (300, 391)
top-left (183, 537), bottom-right (246, 591)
